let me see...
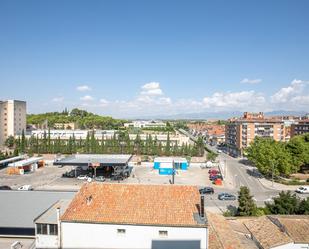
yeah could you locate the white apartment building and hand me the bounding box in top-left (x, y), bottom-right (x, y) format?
top-left (0, 100), bottom-right (26, 146)
top-left (35, 183), bottom-right (208, 249)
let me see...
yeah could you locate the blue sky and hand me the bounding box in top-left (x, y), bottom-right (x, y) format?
top-left (0, 0), bottom-right (308, 117)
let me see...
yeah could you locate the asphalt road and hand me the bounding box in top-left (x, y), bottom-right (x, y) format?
top-left (204, 144), bottom-right (309, 209)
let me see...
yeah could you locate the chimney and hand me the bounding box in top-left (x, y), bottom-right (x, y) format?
top-left (86, 195), bottom-right (93, 205)
top-left (200, 195), bottom-right (205, 219)
top-left (56, 207), bottom-right (61, 249)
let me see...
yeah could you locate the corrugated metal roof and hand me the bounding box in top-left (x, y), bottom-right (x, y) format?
top-left (0, 191), bottom-right (75, 229)
top-left (0, 155), bottom-right (26, 165)
top-left (8, 157), bottom-right (43, 167)
top-left (54, 154), bottom-right (132, 166)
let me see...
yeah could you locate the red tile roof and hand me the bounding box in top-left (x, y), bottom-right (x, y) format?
top-left (61, 183), bottom-right (206, 227)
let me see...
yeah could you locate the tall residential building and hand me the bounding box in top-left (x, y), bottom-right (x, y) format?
top-left (226, 112), bottom-right (285, 157)
top-left (291, 120), bottom-right (309, 137)
top-left (0, 100), bottom-right (27, 146)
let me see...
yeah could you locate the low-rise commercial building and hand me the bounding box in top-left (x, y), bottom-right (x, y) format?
top-left (53, 122), bottom-right (77, 130)
top-left (7, 157), bottom-right (44, 175)
top-left (124, 120), bottom-right (166, 129)
top-left (226, 112), bottom-right (285, 157)
top-left (0, 100), bottom-right (26, 146)
top-left (35, 183), bottom-right (209, 249)
top-left (153, 157), bottom-right (188, 175)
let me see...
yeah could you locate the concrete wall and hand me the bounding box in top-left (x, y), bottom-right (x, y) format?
top-left (61, 222), bottom-right (208, 249)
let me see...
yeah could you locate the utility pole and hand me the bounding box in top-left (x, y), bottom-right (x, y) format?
top-left (172, 160), bottom-right (175, 184)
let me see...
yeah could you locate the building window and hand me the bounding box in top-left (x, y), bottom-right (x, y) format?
top-left (37, 224), bottom-right (48, 235)
top-left (49, 224), bottom-right (58, 235)
top-left (159, 230), bottom-right (168, 237)
top-left (117, 229), bottom-right (126, 235)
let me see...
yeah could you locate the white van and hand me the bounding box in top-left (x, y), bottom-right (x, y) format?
top-left (295, 186), bottom-right (309, 194)
top-left (17, 185), bottom-right (33, 191)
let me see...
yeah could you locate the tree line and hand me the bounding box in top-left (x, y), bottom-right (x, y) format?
top-left (246, 133), bottom-right (309, 177)
top-left (8, 130), bottom-right (204, 157)
top-left (27, 108), bottom-right (125, 130)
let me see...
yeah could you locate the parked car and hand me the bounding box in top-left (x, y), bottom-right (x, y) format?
top-left (95, 176), bottom-right (105, 182)
top-left (208, 169), bottom-right (219, 174)
top-left (217, 149), bottom-right (222, 153)
top-left (77, 175), bottom-right (89, 180)
top-left (17, 185), bottom-right (33, 191)
top-left (199, 187), bottom-right (214, 195)
top-left (62, 171), bottom-right (75, 178)
top-left (0, 185), bottom-right (11, 190)
top-left (295, 186), bottom-right (309, 194)
top-left (218, 193), bottom-right (236, 200)
top-left (209, 174), bottom-right (223, 181)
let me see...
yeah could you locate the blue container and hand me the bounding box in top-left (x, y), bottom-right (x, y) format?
top-left (180, 162), bottom-right (188, 170)
top-left (153, 162), bottom-right (160, 169)
top-left (159, 168), bottom-right (173, 175)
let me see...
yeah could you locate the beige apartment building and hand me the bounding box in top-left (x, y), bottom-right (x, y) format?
top-left (0, 100), bottom-right (27, 146)
top-left (226, 112), bottom-right (285, 157)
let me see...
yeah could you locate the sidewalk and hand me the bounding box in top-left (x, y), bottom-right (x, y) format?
top-left (258, 177), bottom-right (299, 191)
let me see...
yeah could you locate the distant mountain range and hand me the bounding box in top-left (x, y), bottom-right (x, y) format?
top-left (131, 110), bottom-right (308, 120)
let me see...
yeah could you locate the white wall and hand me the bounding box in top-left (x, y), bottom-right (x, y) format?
top-left (36, 234), bottom-right (58, 249)
top-left (61, 222), bottom-right (208, 249)
top-left (273, 243), bottom-right (309, 249)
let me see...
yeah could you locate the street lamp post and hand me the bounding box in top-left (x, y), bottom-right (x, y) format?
top-left (172, 160), bottom-right (175, 184)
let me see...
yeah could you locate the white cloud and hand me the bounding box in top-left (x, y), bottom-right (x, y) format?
top-left (241, 78), bottom-right (262, 84)
top-left (76, 85), bottom-right (91, 91)
top-left (203, 91), bottom-right (265, 110)
top-left (140, 82), bottom-right (163, 96)
top-left (80, 95), bottom-right (94, 101)
top-left (271, 79), bottom-right (307, 103)
top-left (99, 98), bottom-right (109, 106)
top-left (52, 97), bottom-right (64, 102)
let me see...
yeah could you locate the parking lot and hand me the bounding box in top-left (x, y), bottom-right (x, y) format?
top-left (0, 164), bottom-right (230, 191)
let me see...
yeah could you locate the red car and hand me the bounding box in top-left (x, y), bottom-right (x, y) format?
top-left (209, 169), bottom-right (219, 174)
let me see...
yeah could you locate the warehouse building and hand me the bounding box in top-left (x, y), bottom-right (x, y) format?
top-left (7, 156), bottom-right (44, 175)
top-left (35, 183), bottom-right (208, 249)
top-left (154, 157), bottom-right (188, 175)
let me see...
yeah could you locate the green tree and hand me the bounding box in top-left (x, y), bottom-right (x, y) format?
top-left (5, 136), bottom-right (15, 148)
top-left (20, 130), bottom-right (26, 153)
top-left (298, 198), bottom-right (309, 215)
top-left (246, 137), bottom-right (293, 177)
top-left (237, 186), bottom-right (257, 216)
top-left (207, 151), bottom-right (218, 162)
top-left (265, 191), bottom-right (300, 215)
top-left (165, 132), bottom-right (171, 156)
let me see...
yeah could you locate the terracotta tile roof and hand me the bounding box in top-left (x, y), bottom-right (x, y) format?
top-left (208, 213), bottom-right (246, 249)
top-left (244, 217), bottom-right (293, 249)
top-left (61, 183), bottom-right (206, 227)
top-left (269, 216), bottom-right (309, 244)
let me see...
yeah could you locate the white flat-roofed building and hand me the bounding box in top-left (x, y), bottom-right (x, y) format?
top-left (0, 100), bottom-right (26, 146)
top-left (35, 183), bottom-right (209, 249)
top-left (124, 120), bottom-right (166, 129)
top-left (8, 156), bottom-right (43, 174)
